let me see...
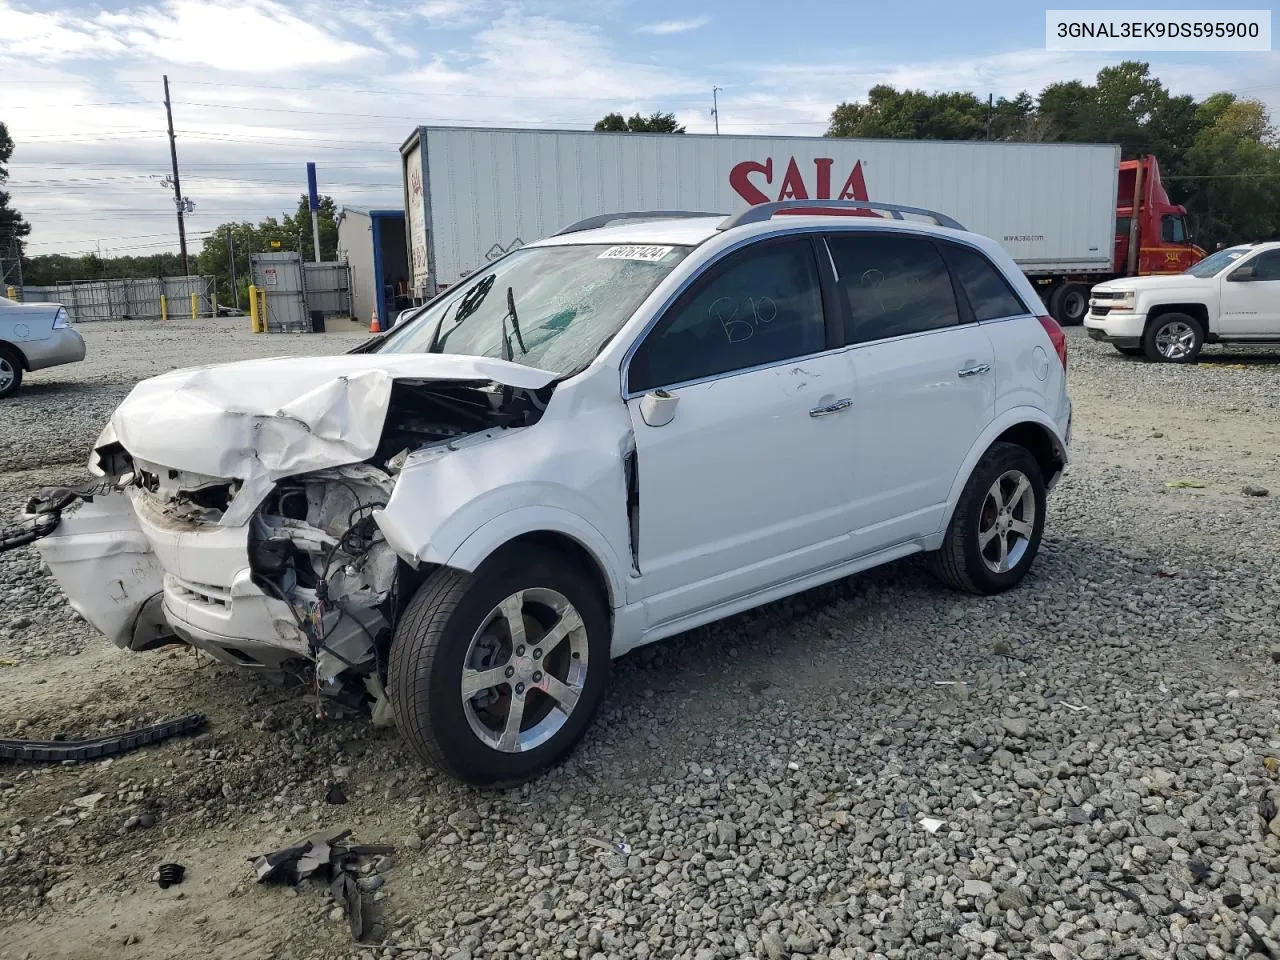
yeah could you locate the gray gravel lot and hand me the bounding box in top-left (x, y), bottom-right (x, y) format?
top-left (1, 319), bottom-right (1280, 960)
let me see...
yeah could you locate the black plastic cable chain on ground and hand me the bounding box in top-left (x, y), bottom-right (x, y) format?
top-left (0, 714), bottom-right (208, 763)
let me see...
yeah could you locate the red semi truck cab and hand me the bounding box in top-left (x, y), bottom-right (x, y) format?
top-left (1114, 155), bottom-right (1205, 277)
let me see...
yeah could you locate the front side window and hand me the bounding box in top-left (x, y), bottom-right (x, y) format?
top-left (375, 243), bottom-right (691, 376)
top-left (943, 244), bottom-right (1028, 321)
top-left (628, 239), bottom-right (825, 393)
top-left (827, 234), bottom-right (960, 344)
top-left (1162, 215), bottom-right (1187, 244)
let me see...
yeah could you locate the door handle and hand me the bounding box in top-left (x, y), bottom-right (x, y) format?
top-left (957, 363), bottom-right (991, 378)
top-left (809, 398), bottom-right (853, 417)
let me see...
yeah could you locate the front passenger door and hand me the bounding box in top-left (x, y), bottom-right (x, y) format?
top-left (624, 237), bottom-right (858, 629)
top-left (1219, 250), bottom-right (1280, 337)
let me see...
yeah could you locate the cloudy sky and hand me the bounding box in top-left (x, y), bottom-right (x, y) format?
top-left (3, 0), bottom-right (1278, 259)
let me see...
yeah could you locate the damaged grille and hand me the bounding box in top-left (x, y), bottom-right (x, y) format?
top-left (170, 577), bottom-right (231, 610)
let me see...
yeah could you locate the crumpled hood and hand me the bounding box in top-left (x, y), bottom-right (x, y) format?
top-left (100, 352), bottom-right (557, 510)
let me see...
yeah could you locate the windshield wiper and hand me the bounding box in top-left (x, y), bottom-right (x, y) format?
top-left (432, 274), bottom-right (495, 353)
top-left (506, 286), bottom-right (528, 356)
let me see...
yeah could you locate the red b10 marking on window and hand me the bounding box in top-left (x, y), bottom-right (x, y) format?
top-left (729, 157), bottom-right (870, 206)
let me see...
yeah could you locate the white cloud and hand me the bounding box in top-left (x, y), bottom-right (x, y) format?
top-left (6, 3), bottom-right (1280, 256)
top-left (637, 16), bottom-right (710, 35)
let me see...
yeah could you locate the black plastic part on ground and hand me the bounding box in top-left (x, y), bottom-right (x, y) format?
top-left (0, 714), bottom-right (208, 763)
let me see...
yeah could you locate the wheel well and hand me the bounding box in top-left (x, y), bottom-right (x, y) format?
top-left (996, 422), bottom-right (1063, 485)
top-left (1147, 303), bottom-right (1208, 331)
top-left (0, 341), bottom-right (29, 370)
top-left (504, 531), bottom-right (615, 612)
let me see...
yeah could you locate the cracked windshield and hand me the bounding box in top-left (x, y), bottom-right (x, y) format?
top-left (375, 244), bottom-right (692, 374)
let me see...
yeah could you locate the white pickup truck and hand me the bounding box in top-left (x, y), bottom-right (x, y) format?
top-left (1085, 242), bottom-right (1280, 363)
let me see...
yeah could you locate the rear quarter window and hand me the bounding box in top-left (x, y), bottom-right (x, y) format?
top-left (942, 245), bottom-right (1029, 321)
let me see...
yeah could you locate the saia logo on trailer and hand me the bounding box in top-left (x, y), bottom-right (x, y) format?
top-left (729, 157), bottom-right (870, 206)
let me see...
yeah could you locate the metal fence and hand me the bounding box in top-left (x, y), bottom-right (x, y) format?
top-left (19, 276), bottom-right (216, 322)
top-left (303, 262), bottom-right (351, 316)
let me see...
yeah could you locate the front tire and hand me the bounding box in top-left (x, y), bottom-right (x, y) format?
top-left (1143, 312), bottom-right (1204, 363)
top-left (388, 544), bottom-right (611, 787)
top-left (929, 442), bottom-right (1047, 595)
top-left (0, 346), bottom-right (23, 399)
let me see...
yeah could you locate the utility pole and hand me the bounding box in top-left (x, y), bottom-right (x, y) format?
top-left (226, 226), bottom-right (240, 310)
top-left (986, 92), bottom-right (993, 140)
top-left (712, 86), bottom-right (722, 135)
top-left (163, 74), bottom-right (190, 276)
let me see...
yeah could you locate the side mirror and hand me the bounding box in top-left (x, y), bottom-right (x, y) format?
top-left (1228, 265), bottom-right (1255, 282)
top-left (638, 389), bottom-right (678, 427)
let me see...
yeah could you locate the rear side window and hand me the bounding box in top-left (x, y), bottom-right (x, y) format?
top-left (943, 245), bottom-right (1029, 321)
top-left (826, 235), bottom-right (959, 344)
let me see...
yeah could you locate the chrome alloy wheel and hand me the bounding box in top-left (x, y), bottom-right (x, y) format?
top-left (978, 469), bottom-right (1037, 574)
top-left (460, 587), bottom-right (589, 753)
top-left (1154, 320), bottom-right (1197, 360)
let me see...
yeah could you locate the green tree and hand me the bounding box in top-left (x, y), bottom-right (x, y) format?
top-left (194, 194), bottom-right (340, 305)
top-left (1178, 99), bottom-right (1280, 246)
top-left (827, 85), bottom-right (991, 140)
top-left (0, 121), bottom-right (33, 268)
top-left (594, 111), bottom-right (685, 133)
top-left (22, 251), bottom-right (183, 286)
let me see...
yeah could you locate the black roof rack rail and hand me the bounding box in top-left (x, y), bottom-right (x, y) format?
top-left (554, 211), bottom-right (726, 236)
top-left (718, 200), bottom-right (965, 232)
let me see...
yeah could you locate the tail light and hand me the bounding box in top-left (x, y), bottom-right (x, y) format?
top-left (1037, 315), bottom-right (1067, 371)
top-left (53, 308), bottom-right (70, 329)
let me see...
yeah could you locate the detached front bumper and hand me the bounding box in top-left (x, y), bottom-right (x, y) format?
top-left (31, 487), bottom-right (309, 668)
top-left (131, 493), bottom-right (309, 668)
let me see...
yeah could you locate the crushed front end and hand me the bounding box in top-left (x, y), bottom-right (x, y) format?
top-left (9, 355), bottom-right (557, 719)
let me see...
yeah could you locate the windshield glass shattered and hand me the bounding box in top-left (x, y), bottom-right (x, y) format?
top-left (374, 243), bottom-right (692, 375)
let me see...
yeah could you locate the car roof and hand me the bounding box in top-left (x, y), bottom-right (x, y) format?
top-left (531, 211), bottom-right (979, 250)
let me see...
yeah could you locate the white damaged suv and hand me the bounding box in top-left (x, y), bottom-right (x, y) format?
top-left (23, 202), bottom-right (1071, 786)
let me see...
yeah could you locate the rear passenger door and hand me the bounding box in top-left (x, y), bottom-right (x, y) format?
top-left (825, 232), bottom-right (997, 553)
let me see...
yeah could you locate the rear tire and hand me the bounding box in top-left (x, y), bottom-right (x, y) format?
top-left (1142, 312), bottom-right (1204, 363)
top-left (387, 544), bottom-right (611, 787)
top-left (1050, 283), bottom-right (1090, 326)
top-left (0, 346), bottom-right (23, 399)
top-left (929, 442), bottom-right (1047, 595)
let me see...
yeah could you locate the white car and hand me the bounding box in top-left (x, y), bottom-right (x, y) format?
top-left (24, 202), bottom-right (1071, 786)
top-left (0, 296), bottom-right (87, 398)
top-left (1085, 241), bottom-right (1280, 362)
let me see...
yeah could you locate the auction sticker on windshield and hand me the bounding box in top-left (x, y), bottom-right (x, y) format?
top-left (598, 245), bottom-right (675, 262)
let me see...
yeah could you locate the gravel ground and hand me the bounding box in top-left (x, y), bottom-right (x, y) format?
top-left (2, 319), bottom-right (1280, 960)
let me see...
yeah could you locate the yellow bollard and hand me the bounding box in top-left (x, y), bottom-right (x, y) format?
top-left (5, 287), bottom-right (16, 301)
top-left (248, 285), bottom-right (261, 333)
top-left (160, 294), bottom-right (168, 322)
top-left (190, 292), bottom-right (198, 319)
